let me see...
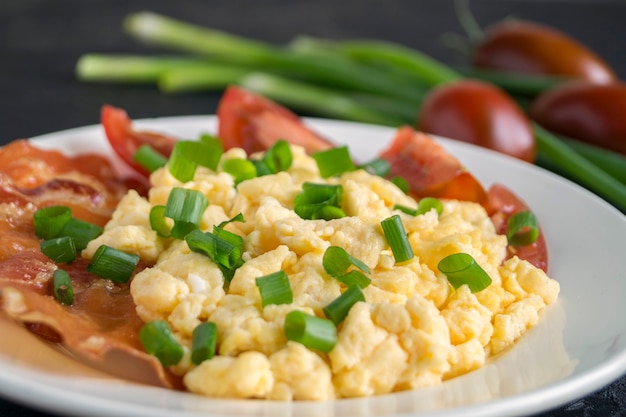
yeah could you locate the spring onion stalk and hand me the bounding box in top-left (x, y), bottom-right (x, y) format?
top-left (381, 215), bottom-right (414, 263)
top-left (323, 285), bottom-right (365, 325)
top-left (238, 73), bottom-right (410, 127)
top-left (438, 253), bottom-right (492, 293)
top-left (312, 146), bottom-right (355, 178)
top-left (160, 63), bottom-right (251, 93)
top-left (52, 269), bottom-right (74, 306)
top-left (289, 36), bottom-right (461, 87)
top-left (59, 218), bottom-right (104, 251)
top-left (284, 310), bottom-right (337, 353)
top-left (556, 136), bottom-right (626, 187)
top-left (462, 68), bottom-right (567, 97)
top-left (191, 321), bottom-right (218, 365)
top-left (164, 188), bottom-right (209, 239)
top-left (255, 271), bottom-right (293, 307)
top-left (75, 54), bottom-right (205, 83)
top-left (87, 245), bottom-right (140, 283)
top-left (533, 124), bottom-right (626, 210)
top-left (33, 206), bottom-right (72, 240)
top-left (40, 237), bottom-right (77, 264)
top-left (139, 320), bottom-right (184, 366)
top-left (507, 210), bottom-right (539, 246)
top-left (134, 144), bottom-right (168, 173)
top-left (123, 12), bottom-right (427, 102)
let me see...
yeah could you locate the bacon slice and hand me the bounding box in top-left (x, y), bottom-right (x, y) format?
top-left (0, 140), bottom-right (179, 389)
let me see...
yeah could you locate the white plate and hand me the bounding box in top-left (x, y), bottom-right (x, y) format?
top-left (2, 116), bottom-right (626, 417)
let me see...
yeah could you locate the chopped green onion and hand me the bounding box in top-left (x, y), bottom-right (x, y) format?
top-left (506, 210), bottom-right (539, 246)
top-left (139, 320), bottom-right (184, 366)
top-left (52, 269), bottom-right (74, 306)
top-left (222, 158), bottom-right (257, 185)
top-left (263, 139), bottom-right (293, 173)
top-left (395, 198), bottom-right (443, 217)
top-left (168, 140), bottom-right (224, 182)
top-left (334, 270), bottom-right (371, 289)
top-left (164, 188), bottom-right (208, 239)
top-left (199, 133), bottom-right (222, 146)
top-left (323, 246), bottom-right (370, 277)
top-left (185, 228), bottom-right (244, 280)
top-left (323, 285), bottom-right (365, 325)
top-left (312, 146), bottom-right (355, 178)
top-left (217, 212), bottom-right (245, 229)
top-left (40, 236), bottom-right (76, 264)
top-left (417, 197), bottom-right (444, 216)
top-left (358, 158), bottom-right (391, 177)
top-left (310, 205), bottom-right (347, 220)
top-left (33, 206), bottom-right (72, 240)
top-left (437, 253), bottom-right (492, 293)
top-left (134, 144), bottom-right (168, 173)
top-left (191, 321), bottom-right (218, 365)
top-left (255, 271), bottom-right (293, 307)
top-left (381, 215), bottom-right (414, 263)
top-left (391, 176), bottom-right (410, 194)
top-left (87, 245), bottom-right (140, 283)
top-left (294, 183), bottom-right (344, 220)
top-left (59, 218), bottom-right (103, 251)
top-left (284, 310), bottom-right (337, 353)
top-left (149, 205), bottom-right (171, 237)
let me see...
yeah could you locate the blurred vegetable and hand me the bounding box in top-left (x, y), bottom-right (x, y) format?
top-left (417, 79), bottom-right (536, 162)
top-left (530, 81), bottom-right (626, 156)
top-left (76, 11), bottom-right (626, 211)
top-left (472, 20), bottom-right (617, 84)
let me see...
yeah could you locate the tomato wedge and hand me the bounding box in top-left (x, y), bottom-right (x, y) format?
top-left (379, 127), bottom-right (488, 203)
top-left (217, 86), bottom-right (334, 154)
top-left (101, 105), bottom-right (178, 176)
top-left (487, 183), bottom-right (548, 272)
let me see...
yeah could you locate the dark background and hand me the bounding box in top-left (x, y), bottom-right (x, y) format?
top-left (1, 1), bottom-right (625, 416)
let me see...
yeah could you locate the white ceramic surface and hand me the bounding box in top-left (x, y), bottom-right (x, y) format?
top-left (1, 116), bottom-right (625, 417)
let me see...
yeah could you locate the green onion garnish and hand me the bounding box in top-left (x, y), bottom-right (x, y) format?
top-left (294, 182), bottom-right (345, 220)
top-left (168, 140), bottom-right (224, 182)
top-left (312, 146), bottom-right (355, 178)
top-left (391, 176), bottom-right (410, 194)
top-left (381, 215), bottom-right (414, 263)
top-left (250, 159), bottom-right (273, 177)
top-left (133, 144), bottom-right (168, 173)
top-left (40, 236), bottom-right (76, 264)
top-left (255, 271), bottom-right (293, 307)
top-left (506, 210), bottom-right (540, 246)
top-left (334, 269), bottom-right (372, 288)
top-left (191, 321), bottom-right (218, 365)
top-left (394, 197), bottom-right (443, 217)
top-left (323, 246), bottom-right (370, 277)
top-left (33, 206), bottom-right (72, 240)
top-left (52, 269), bottom-right (74, 306)
top-left (164, 188), bottom-right (209, 239)
top-left (284, 310), bottom-right (337, 353)
top-left (86, 245), bottom-right (140, 283)
top-left (323, 285), bottom-right (365, 325)
top-left (217, 212), bottom-right (245, 229)
top-left (263, 139), bottom-right (293, 173)
top-left (149, 205), bottom-right (171, 237)
top-left (185, 228), bottom-right (244, 281)
top-left (221, 158), bottom-right (257, 185)
top-left (139, 320), bottom-right (184, 367)
top-left (437, 253), bottom-right (492, 293)
top-left (358, 158), bottom-right (391, 177)
top-left (59, 218), bottom-right (103, 251)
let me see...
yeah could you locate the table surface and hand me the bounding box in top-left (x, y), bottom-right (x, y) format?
top-left (1, 1), bottom-right (625, 416)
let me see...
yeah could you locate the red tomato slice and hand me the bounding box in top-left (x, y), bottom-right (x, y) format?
top-left (379, 126), bottom-right (488, 203)
top-left (487, 183), bottom-right (549, 272)
top-left (217, 86), bottom-right (334, 153)
top-left (101, 105), bottom-right (178, 176)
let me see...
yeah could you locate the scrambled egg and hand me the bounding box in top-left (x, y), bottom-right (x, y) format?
top-left (82, 145), bottom-right (559, 400)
